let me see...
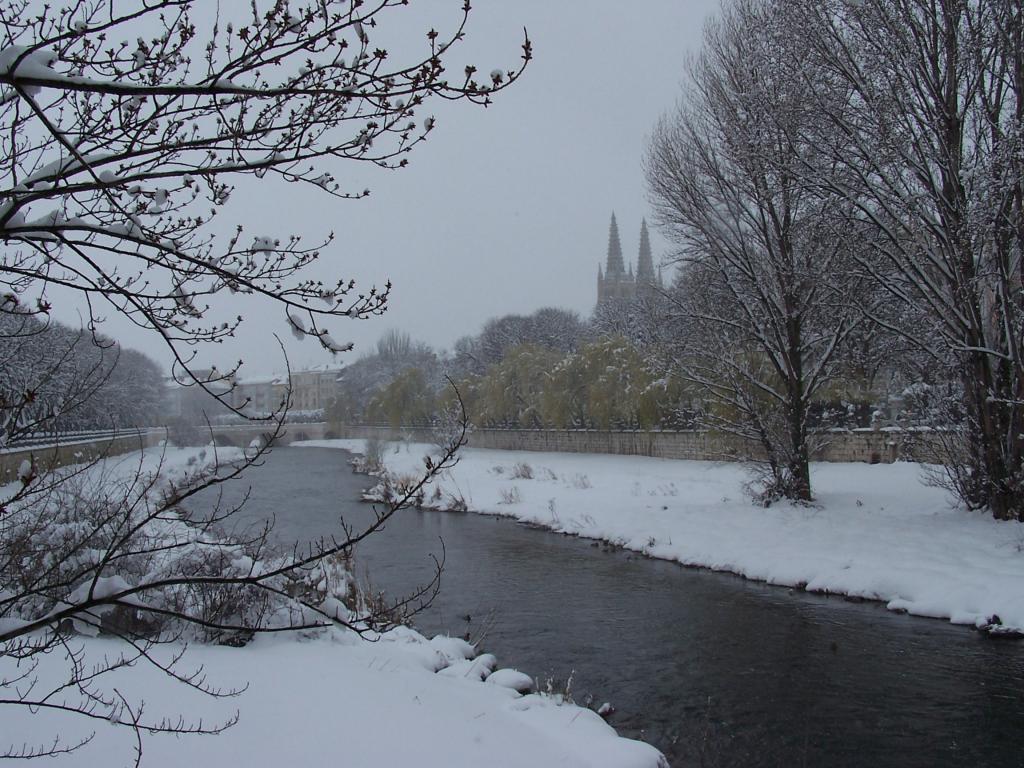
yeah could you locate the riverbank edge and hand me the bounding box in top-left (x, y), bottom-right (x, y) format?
top-left (312, 440), bottom-right (1024, 640)
top-left (2, 445), bottom-right (670, 768)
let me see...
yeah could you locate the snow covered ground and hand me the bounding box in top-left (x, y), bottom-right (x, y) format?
top-left (3, 446), bottom-right (664, 768)
top-left (6, 627), bottom-right (662, 768)
top-left (298, 440), bottom-right (1024, 635)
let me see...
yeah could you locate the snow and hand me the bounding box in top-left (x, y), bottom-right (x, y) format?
top-left (298, 440), bottom-right (1024, 635)
top-left (4, 628), bottom-right (663, 768)
top-left (488, 668), bottom-right (535, 693)
top-left (3, 445), bottom-right (662, 767)
top-left (0, 45), bottom-right (57, 94)
top-left (287, 308), bottom-right (308, 339)
top-left (252, 235), bottom-right (278, 253)
top-left (65, 573), bottom-right (133, 603)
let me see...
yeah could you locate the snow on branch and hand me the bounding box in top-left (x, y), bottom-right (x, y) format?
top-left (0, 0), bottom-right (530, 413)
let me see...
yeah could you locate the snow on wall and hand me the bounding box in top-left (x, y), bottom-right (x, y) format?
top-left (328, 424), bottom-right (941, 464)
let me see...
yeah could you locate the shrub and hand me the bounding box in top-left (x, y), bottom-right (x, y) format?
top-left (498, 486), bottom-right (522, 504)
top-left (570, 473), bottom-right (592, 489)
top-left (358, 435), bottom-right (391, 473)
top-left (511, 462), bottom-right (534, 479)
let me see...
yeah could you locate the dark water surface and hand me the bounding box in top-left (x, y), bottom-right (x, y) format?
top-left (198, 447), bottom-right (1024, 767)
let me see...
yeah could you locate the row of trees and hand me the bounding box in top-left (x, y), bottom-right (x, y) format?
top-left (0, 312), bottom-right (165, 440)
top-left (646, 0), bottom-right (1024, 518)
top-left (326, 302), bottom-right (697, 431)
top-left (363, 336), bottom-right (688, 430)
top-left (456, 337), bottom-right (685, 429)
top-left (327, 308), bottom-right (591, 424)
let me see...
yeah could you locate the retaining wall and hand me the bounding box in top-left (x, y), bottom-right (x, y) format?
top-left (326, 424), bottom-right (942, 464)
top-left (1, 430), bottom-right (166, 484)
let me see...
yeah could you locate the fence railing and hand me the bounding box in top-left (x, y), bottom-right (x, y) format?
top-left (1, 427), bottom-right (165, 453)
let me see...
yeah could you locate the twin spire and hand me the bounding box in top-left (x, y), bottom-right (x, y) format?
top-left (596, 213), bottom-right (662, 308)
top-left (602, 213), bottom-right (655, 282)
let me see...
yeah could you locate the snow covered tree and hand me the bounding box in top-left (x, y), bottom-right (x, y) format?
top-left (0, 310), bottom-right (165, 440)
top-left (475, 307), bottom-right (584, 366)
top-left (327, 330), bottom-right (438, 423)
top-left (790, 0), bottom-right (1024, 520)
top-left (590, 291), bottom-right (670, 349)
top-left (0, 0), bottom-right (522, 759)
top-left (646, 0), bottom-right (868, 502)
top-left (573, 336), bottom-right (679, 430)
top-left (0, 0), bottom-right (529, 413)
top-left (527, 306), bottom-right (586, 351)
top-left (450, 336), bottom-right (682, 431)
top-left (447, 333), bottom-right (486, 378)
top-left (94, 347), bottom-right (166, 427)
top-left (0, 311), bottom-right (111, 440)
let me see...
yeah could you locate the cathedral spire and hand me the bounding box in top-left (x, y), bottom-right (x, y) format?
top-left (637, 218), bottom-right (654, 282)
top-left (605, 213), bottom-right (625, 276)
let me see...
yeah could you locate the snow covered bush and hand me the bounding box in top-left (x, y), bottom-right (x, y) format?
top-left (498, 486), bottom-right (521, 504)
top-left (357, 435), bottom-right (390, 474)
top-left (1, 432), bottom-right (463, 760)
top-left (1, 448), bottom-right (350, 644)
top-left (510, 461), bottom-right (534, 480)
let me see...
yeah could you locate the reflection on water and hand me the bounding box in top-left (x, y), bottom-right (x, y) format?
top-left (194, 447), bottom-right (1024, 767)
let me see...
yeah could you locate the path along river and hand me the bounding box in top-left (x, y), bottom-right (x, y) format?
top-left (200, 446), bottom-right (1024, 767)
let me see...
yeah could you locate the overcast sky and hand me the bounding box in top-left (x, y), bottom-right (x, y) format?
top-left (66, 0), bottom-right (722, 377)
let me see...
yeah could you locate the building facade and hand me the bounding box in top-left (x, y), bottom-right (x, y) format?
top-left (228, 366), bottom-right (341, 416)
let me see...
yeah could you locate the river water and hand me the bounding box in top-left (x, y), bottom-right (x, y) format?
top-left (201, 447), bottom-right (1024, 767)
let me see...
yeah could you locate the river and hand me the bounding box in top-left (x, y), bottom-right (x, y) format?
top-left (199, 446), bottom-right (1024, 767)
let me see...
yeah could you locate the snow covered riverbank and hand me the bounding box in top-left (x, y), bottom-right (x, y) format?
top-left (3, 446), bottom-right (664, 768)
top-left (298, 440), bottom-right (1024, 635)
top-left (8, 627), bottom-right (663, 768)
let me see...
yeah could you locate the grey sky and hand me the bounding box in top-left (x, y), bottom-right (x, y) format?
top-left (60, 1), bottom-right (721, 377)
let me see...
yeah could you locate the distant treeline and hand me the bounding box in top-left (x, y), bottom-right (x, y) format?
top-left (325, 301), bottom-right (899, 432)
top-left (1, 312), bottom-right (165, 437)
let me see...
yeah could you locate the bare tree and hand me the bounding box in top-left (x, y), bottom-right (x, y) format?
top-left (0, 0), bottom-right (529, 409)
top-left (790, 0), bottom-right (1024, 520)
top-left (475, 307), bottom-right (584, 366)
top-left (376, 328), bottom-right (415, 360)
top-left (646, 0), bottom-right (867, 502)
top-left (328, 329), bottom-right (438, 423)
top-left (0, 0), bottom-right (524, 760)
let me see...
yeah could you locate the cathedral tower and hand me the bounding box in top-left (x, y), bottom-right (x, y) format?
top-left (635, 218), bottom-right (663, 299)
top-left (606, 212), bottom-right (625, 276)
top-left (596, 212), bottom-right (635, 306)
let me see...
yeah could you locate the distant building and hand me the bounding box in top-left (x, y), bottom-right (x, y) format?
top-left (289, 366), bottom-right (343, 413)
top-left (163, 368), bottom-right (233, 421)
top-left (230, 375), bottom-right (285, 415)
top-left (228, 365), bottom-right (342, 416)
top-left (596, 214), bottom-right (662, 310)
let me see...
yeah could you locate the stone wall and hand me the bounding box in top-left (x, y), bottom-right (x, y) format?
top-left (326, 424), bottom-right (942, 464)
top-left (0, 430), bottom-right (165, 483)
